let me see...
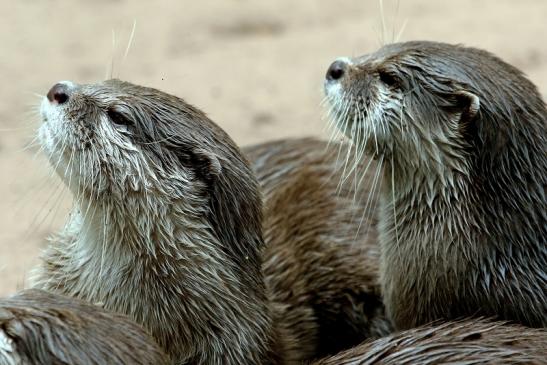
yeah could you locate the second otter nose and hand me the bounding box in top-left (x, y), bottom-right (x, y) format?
top-left (47, 83), bottom-right (70, 105)
top-left (326, 60), bottom-right (347, 81)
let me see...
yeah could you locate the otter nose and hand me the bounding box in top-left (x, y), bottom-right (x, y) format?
top-left (326, 60), bottom-right (347, 81)
top-left (47, 83), bottom-right (70, 105)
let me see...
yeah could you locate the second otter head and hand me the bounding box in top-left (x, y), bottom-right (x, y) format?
top-left (324, 41), bottom-right (544, 172)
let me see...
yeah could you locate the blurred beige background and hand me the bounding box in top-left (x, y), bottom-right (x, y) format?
top-left (0, 0), bottom-right (546, 296)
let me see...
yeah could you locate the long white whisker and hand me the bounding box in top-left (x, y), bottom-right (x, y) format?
top-left (391, 152), bottom-right (401, 256)
top-left (123, 19), bottom-right (137, 61)
top-left (355, 155), bottom-right (384, 240)
top-left (379, 0), bottom-right (387, 45)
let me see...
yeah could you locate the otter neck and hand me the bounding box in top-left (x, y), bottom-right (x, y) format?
top-left (378, 133), bottom-right (546, 328)
top-left (378, 153), bottom-right (480, 328)
top-left (380, 153), bottom-right (475, 254)
top-left (61, 194), bottom-right (278, 363)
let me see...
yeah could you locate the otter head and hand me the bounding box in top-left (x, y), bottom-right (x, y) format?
top-left (39, 79), bottom-right (230, 200)
top-left (324, 42), bottom-right (486, 171)
top-left (38, 79), bottom-right (264, 287)
top-left (324, 41), bottom-right (545, 181)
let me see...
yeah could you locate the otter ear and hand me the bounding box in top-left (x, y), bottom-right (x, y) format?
top-left (455, 90), bottom-right (480, 124)
top-left (192, 147), bottom-right (222, 181)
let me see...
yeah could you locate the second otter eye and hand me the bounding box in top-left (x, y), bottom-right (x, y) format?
top-left (378, 71), bottom-right (399, 88)
top-left (107, 109), bottom-right (133, 127)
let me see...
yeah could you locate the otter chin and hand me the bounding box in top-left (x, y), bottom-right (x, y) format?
top-left (324, 41), bottom-right (546, 330)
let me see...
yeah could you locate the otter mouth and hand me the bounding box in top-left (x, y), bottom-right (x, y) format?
top-left (324, 80), bottom-right (373, 149)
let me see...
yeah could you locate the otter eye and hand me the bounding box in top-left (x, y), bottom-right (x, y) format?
top-left (107, 109), bottom-right (133, 127)
top-left (378, 71), bottom-right (399, 88)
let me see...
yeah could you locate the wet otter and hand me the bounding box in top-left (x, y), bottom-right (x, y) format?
top-left (314, 319), bottom-right (547, 365)
top-left (324, 41), bottom-right (547, 329)
top-left (32, 80), bottom-right (388, 363)
top-left (0, 289), bottom-right (168, 365)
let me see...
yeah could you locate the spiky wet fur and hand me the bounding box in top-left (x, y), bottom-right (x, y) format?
top-left (325, 41), bottom-right (547, 329)
top-left (246, 138), bottom-right (392, 358)
top-left (0, 289), bottom-right (169, 365)
top-left (314, 318), bottom-right (547, 365)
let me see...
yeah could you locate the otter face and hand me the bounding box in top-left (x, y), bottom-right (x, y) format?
top-left (39, 79), bottom-right (221, 202)
top-left (324, 41), bottom-right (481, 163)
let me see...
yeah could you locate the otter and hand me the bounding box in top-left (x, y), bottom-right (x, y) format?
top-left (324, 41), bottom-right (547, 329)
top-left (32, 80), bottom-right (388, 363)
top-left (0, 289), bottom-right (168, 365)
top-left (314, 319), bottom-right (547, 365)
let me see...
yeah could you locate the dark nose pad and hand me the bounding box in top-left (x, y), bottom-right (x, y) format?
top-left (326, 60), bottom-right (347, 81)
top-left (47, 83), bottom-right (70, 104)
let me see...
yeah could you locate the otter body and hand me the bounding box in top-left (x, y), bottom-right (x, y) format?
top-left (33, 80), bottom-right (387, 363)
top-left (314, 319), bottom-right (547, 365)
top-left (324, 41), bottom-right (547, 329)
top-left (0, 289), bottom-right (168, 365)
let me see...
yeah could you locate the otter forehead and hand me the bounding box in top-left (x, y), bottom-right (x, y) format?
top-left (348, 42), bottom-right (469, 82)
top-left (349, 41), bottom-right (532, 92)
top-left (72, 79), bottom-right (207, 120)
top-left (41, 79), bottom-right (233, 153)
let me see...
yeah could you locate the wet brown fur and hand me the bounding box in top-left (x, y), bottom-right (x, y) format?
top-left (246, 138), bottom-right (392, 358)
top-left (0, 289), bottom-right (169, 365)
top-left (314, 319), bottom-right (547, 365)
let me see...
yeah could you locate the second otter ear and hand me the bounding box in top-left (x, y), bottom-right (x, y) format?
top-left (192, 147), bottom-right (222, 181)
top-left (455, 90), bottom-right (480, 124)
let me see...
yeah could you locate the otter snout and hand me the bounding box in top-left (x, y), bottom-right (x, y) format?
top-left (46, 82), bottom-right (73, 105)
top-left (324, 58), bottom-right (352, 99)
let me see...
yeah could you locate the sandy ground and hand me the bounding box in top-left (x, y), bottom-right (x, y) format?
top-left (0, 0), bottom-right (546, 296)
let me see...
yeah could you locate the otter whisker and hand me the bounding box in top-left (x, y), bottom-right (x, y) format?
top-left (355, 154), bottom-right (384, 240)
top-left (338, 118), bottom-right (360, 192)
top-left (354, 151), bottom-right (375, 203)
top-left (24, 178), bottom-right (65, 241)
top-left (49, 132), bottom-right (70, 180)
top-left (123, 19), bottom-right (137, 62)
top-left (64, 142), bottom-right (77, 189)
top-left (324, 92), bottom-right (348, 142)
top-left (379, 0), bottom-right (387, 46)
top-left (349, 115), bottom-right (363, 194)
top-left (99, 205), bottom-right (108, 285)
top-left (19, 139), bottom-right (42, 154)
top-left (390, 152), bottom-right (403, 267)
top-left (324, 106), bottom-right (342, 143)
top-left (331, 96), bottom-right (353, 167)
top-left (41, 181), bottom-right (69, 242)
top-left (395, 18), bottom-right (408, 42)
top-left (106, 29), bottom-right (117, 80)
